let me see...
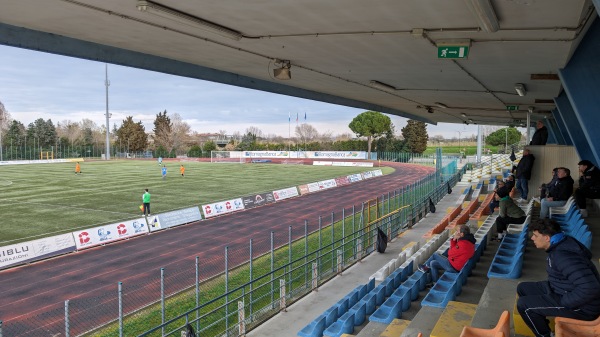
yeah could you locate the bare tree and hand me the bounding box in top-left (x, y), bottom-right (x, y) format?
top-left (295, 123), bottom-right (319, 144)
top-left (171, 113), bottom-right (191, 154)
top-left (245, 126), bottom-right (263, 139)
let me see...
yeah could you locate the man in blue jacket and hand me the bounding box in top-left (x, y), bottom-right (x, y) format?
top-left (517, 219), bottom-right (600, 337)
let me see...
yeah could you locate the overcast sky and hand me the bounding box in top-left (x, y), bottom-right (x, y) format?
top-left (0, 45), bottom-right (481, 139)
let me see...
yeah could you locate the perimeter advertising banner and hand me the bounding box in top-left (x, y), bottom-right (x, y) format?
top-left (309, 151), bottom-right (368, 159)
top-left (242, 193), bottom-right (276, 209)
top-left (243, 151), bottom-right (290, 158)
top-left (362, 171), bottom-right (374, 179)
top-left (148, 207), bottom-right (203, 233)
top-left (313, 161), bottom-right (373, 167)
top-left (372, 169), bottom-right (383, 176)
top-left (335, 176), bottom-right (350, 186)
top-left (347, 173), bottom-right (363, 183)
top-left (0, 233), bottom-right (76, 270)
top-left (272, 187), bottom-right (299, 201)
top-left (73, 218), bottom-right (149, 250)
top-left (202, 198), bottom-right (245, 218)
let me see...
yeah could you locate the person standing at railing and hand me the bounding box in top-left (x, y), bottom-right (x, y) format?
top-left (515, 149), bottom-right (535, 202)
top-left (530, 120), bottom-right (548, 145)
top-left (517, 219), bottom-right (600, 337)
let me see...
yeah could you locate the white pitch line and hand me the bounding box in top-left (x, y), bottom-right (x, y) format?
top-left (0, 198), bottom-right (135, 216)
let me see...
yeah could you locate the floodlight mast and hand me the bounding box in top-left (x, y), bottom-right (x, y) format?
top-left (105, 64), bottom-right (111, 160)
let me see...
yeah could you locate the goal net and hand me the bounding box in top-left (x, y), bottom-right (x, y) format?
top-left (210, 151), bottom-right (245, 163)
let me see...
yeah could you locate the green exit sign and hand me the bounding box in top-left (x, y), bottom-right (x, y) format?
top-left (437, 46), bottom-right (469, 59)
top-left (506, 105), bottom-right (519, 111)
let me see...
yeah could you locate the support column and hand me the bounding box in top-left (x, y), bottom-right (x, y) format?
top-left (552, 106), bottom-right (572, 146)
top-left (554, 93), bottom-right (593, 160)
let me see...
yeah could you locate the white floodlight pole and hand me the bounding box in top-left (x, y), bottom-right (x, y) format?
top-left (105, 64), bottom-right (111, 160)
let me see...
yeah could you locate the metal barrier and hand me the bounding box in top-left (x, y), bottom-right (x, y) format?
top-left (1, 161), bottom-right (465, 337)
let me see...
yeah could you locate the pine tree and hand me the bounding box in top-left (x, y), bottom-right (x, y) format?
top-left (401, 120), bottom-right (429, 153)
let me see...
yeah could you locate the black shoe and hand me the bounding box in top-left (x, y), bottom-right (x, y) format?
top-left (418, 264), bottom-right (430, 273)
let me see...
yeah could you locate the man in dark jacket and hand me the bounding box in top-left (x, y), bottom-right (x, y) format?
top-left (515, 149), bottom-right (535, 202)
top-left (517, 219), bottom-right (600, 337)
top-left (530, 120), bottom-right (549, 145)
top-left (575, 159), bottom-right (600, 218)
top-left (539, 167), bottom-right (574, 218)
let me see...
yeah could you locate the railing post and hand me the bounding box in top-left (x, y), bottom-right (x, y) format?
top-left (65, 300), bottom-right (70, 337)
top-left (225, 246), bottom-right (230, 332)
top-left (304, 221), bottom-right (308, 288)
top-left (161, 268), bottom-right (165, 337)
top-left (270, 232), bottom-right (274, 309)
top-left (118, 282), bottom-right (123, 337)
top-left (249, 239), bottom-right (253, 322)
top-left (288, 225), bottom-right (292, 290)
top-left (311, 262), bottom-right (318, 291)
top-left (238, 301), bottom-right (246, 336)
top-left (336, 249), bottom-right (343, 275)
top-left (195, 256), bottom-right (200, 332)
top-left (0, 320), bottom-right (3, 337)
top-left (341, 208), bottom-right (345, 265)
top-left (279, 279), bottom-right (287, 312)
top-left (331, 212), bottom-right (335, 272)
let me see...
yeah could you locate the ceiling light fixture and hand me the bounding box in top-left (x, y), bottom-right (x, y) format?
top-left (369, 80), bottom-right (397, 91)
top-left (515, 83), bottom-right (527, 96)
top-left (273, 59), bottom-right (291, 80)
top-left (434, 102), bottom-right (448, 109)
top-left (468, 119), bottom-right (474, 124)
top-left (136, 0), bottom-right (243, 40)
top-left (426, 107), bottom-right (434, 114)
top-left (463, 0), bottom-right (500, 33)
top-left (461, 113), bottom-right (467, 118)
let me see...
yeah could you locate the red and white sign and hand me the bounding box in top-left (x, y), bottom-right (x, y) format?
top-left (73, 218), bottom-right (149, 250)
top-left (272, 187), bottom-right (299, 201)
top-left (202, 198), bottom-right (245, 218)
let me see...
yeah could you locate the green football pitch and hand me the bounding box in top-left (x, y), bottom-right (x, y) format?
top-left (0, 160), bottom-right (393, 245)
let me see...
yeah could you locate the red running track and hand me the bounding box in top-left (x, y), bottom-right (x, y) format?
top-left (0, 162), bottom-right (433, 336)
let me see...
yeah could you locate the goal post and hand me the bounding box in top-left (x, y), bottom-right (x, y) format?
top-left (210, 151), bottom-right (245, 163)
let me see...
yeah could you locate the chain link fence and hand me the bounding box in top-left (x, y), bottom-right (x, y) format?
top-left (1, 159), bottom-right (465, 337)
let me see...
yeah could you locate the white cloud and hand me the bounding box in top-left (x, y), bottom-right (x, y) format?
top-left (1, 45), bottom-right (483, 139)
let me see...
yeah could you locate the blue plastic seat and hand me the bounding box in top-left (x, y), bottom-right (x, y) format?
top-left (382, 277), bottom-right (395, 297)
top-left (371, 283), bottom-right (386, 306)
top-left (323, 310), bottom-right (355, 337)
top-left (359, 292), bottom-right (377, 315)
top-left (298, 314), bottom-right (326, 337)
top-left (578, 231), bottom-right (592, 249)
top-left (390, 285), bottom-right (412, 311)
top-left (488, 251), bottom-right (523, 279)
top-left (369, 294), bottom-right (403, 324)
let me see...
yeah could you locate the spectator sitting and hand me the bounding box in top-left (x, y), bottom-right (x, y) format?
top-left (489, 180), bottom-right (507, 213)
top-left (505, 174), bottom-right (516, 197)
top-left (537, 167), bottom-right (559, 202)
top-left (517, 219), bottom-right (600, 337)
top-left (575, 160), bottom-right (600, 218)
top-left (539, 167), bottom-right (574, 219)
top-left (418, 224), bottom-right (475, 286)
top-left (493, 187), bottom-right (526, 241)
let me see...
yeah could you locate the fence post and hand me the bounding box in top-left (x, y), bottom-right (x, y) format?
top-left (331, 212), bottom-right (335, 272)
top-left (341, 208), bottom-right (345, 265)
top-left (65, 300), bottom-right (70, 337)
top-left (118, 282), bottom-right (123, 337)
top-left (195, 256), bottom-right (200, 333)
top-left (161, 268), bottom-right (165, 337)
top-left (279, 279), bottom-right (287, 312)
top-left (270, 231), bottom-right (275, 309)
top-left (318, 217), bottom-right (322, 267)
top-left (249, 239), bottom-right (253, 322)
top-left (336, 249), bottom-right (343, 275)
top-left (311, 262), bottom-right (318, 291)
top-left (304, 221), bottom-right (308, 288)
top-left (288, 226), bottom-right (292, 291)
top-left (0, 320), bottom-right (2, 337)
top-left (225, 246), bottom-right (229, 333)
top-left (238, 301), bottom-right (246, 336)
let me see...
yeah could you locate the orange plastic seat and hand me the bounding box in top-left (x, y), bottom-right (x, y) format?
top-left (460, 311), bottom-right (510, 337)
top-left (555, 315), bottom-right (600, 337)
